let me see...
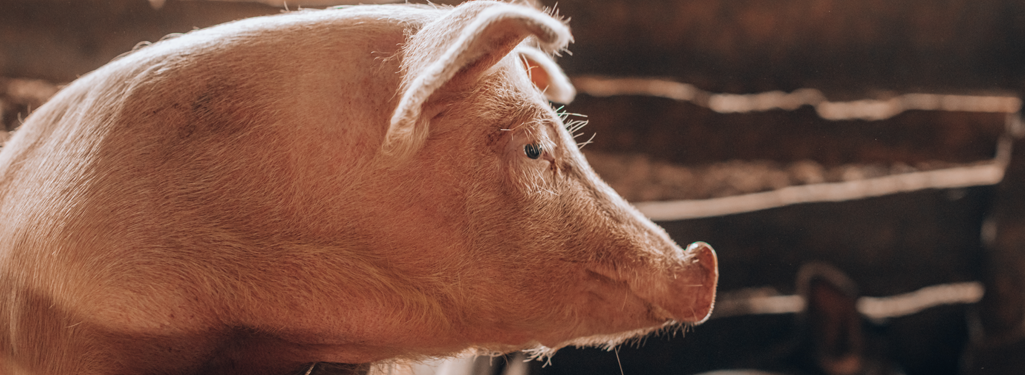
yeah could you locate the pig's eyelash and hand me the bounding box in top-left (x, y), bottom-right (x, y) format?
top-left (502, 118), bottom-right (559, 154)
top-left (552, 104), bottom-right (592, 149)
top-left (517, 121), bottom-right (546, 141)
top-left (575, 132), bottom-right (596, 149)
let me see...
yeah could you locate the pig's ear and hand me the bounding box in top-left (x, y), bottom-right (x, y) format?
top-left (385, 2), bottom-right (572, 159)
top-left (797, 262), bottom-right (865, 365)
top-left (515, 45), bottom-right (576, 104)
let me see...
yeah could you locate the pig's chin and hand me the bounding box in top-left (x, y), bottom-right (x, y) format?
top-left (521, 267), bottom-right (692, 345)
top-left (523, 321), bottom-right (687, 358)
top-left (579, 268), bottom-right (679, 324)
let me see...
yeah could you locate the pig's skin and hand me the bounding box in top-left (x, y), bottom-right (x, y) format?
top-left (0, 2), bottom-right (717, 374)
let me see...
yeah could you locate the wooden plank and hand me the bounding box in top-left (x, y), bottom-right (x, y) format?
top-left (633, 162), bottom-right (1003, 220)
top-left (567, 94), bottom-right (1008, 166)
top-left (7, 0), bottom-right (1025, 97)
top-left (538, 0), bottom-right (1025, 94)
top-left (964, 136), bottom-right (1025, 373)
top-left (0, 0), bottom-right (279, 82)
top-left (658, 186), bottom-right (990, 296)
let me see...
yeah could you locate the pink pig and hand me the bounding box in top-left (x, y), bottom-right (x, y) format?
top-left (0, 1), bottom-right (717, 374)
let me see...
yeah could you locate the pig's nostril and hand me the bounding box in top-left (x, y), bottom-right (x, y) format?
top-left (686, 241), bottom-right (712, 254)
top-left (685, 241), bottom-right (718, 281)
top-left (686, 242), bottom-right (718, 269)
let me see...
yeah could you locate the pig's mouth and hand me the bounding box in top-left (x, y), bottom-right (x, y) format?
top-left (582, 269), bottom-right (677, 323)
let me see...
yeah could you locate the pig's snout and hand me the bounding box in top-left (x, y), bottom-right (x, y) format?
top-left (668, 242), bottom-right (718, 323)
top-left (635, 241), bottom-right (719, 324)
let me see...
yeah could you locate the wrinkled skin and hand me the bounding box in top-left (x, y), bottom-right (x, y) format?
top-left (0, 2), bottom-right (717, 374)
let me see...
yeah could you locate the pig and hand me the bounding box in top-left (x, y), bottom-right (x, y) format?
top-left (0, 1), bottom-right (718, 374)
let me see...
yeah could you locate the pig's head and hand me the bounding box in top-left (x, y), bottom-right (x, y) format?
top-left (0, 1), bottom-right (716, 373)
top-left (363, 0), bottom-right (719, 354)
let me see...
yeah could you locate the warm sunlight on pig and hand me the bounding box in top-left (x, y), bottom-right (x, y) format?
top-left (0, 1), bottom-right (717, 374)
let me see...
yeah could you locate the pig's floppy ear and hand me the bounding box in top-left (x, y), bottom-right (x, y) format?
top-left (385, 2), bottom-right (572, 159)
top-left (515, 45), bottom-right (575, 104)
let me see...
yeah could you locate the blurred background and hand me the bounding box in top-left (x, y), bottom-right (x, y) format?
top-left (3, 0), bottom-right (1025, 374)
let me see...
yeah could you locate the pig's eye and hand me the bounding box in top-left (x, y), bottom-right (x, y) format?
top-left (524, 143), bottom-right (543, 159)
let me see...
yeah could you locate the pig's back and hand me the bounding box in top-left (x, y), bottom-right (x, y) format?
top-left (0, 4), bottom-right (436, 350)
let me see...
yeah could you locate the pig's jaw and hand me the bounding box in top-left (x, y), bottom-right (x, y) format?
top-left (528, 322), bottom-right (685, 355)
top-left (477, 318), bottom-right (691, 363)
